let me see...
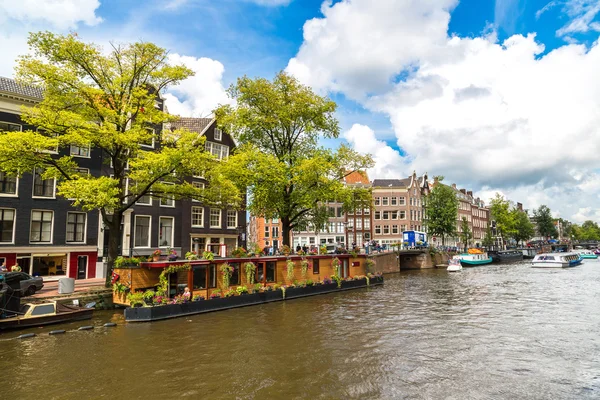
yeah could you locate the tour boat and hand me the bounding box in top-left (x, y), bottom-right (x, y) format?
top-left (447, 258), bottom-right (462, 272)
top-left (453, 249), bottom-right (492, 267)
top-left (0, 301), bottom-right (94, 331)
top-left (531, 252), bottom-right (582, 268)
top-left (575, 249), bottom-right (598, 259)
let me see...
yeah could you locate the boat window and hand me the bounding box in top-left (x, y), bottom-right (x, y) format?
top-left (266, 262), bottom-right (276, 282)
top-left (20, 305), bottom-right (30, 315)
top-left (546, 256), bottom-right (555, 261)
top-left (30, 304), bottom-right (55, 316)
top-left (192, 266), bottom-right (207, 289)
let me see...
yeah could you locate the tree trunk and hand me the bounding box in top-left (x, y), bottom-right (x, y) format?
top-left (281, 217), bottom-right (291, 247)
top-left (104, 212), bottom-right (123, 287)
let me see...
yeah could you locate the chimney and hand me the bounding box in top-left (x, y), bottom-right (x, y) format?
top-left (452, 183), bottom-right (457, 189)
top-left (467, 191), bottom-right (473, 197)
top-left (460, 189), bottom-right (466, 194)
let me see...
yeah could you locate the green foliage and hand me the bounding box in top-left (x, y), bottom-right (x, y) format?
top-left (482, 226), bottom-right (495, 248)
top-left (127, 292), bottom-right (145, 307)
top-left (331, 275), bottom-right (343, 288)
top-left (0, 32), bottom-right (241, 286)
top-left (306, 279), bottom-right (314, 286)
top-left (533, 205), bottom-right (558, 239)
top-left (232, 247), bottom-right (248, 258)
top-left (156, 263), bottom-right (191, 297)
top-left (202, 251), bottom-right (215, 261)
top-left (244, 262), bottom-right (256, 285)
top-left (253, 283), bottom-right (263, 293)
top-left (511, 210), bottom-right (535, 245)
top-left (489, 194), bottom-right (516, 242)
top-left (220, 263), bottom-right (234, 288)
top-left (459, 217), bottom-right (473, 251)
top-left (114, 256), bottom-right (141, 268)
top-left (215, 72), bottom-right (373, 246)
top-left (425, 181), bottom-right (458, 245)
top-left (300, 258), bottom-right (310, 279)
top-left (185, 251), bottom-right (200, 260)
top-left (319, 245), bottom-right (328, 255)
top-left (223, 289), bottom-right (236, 298)
top-left (572, 220), bottom-right (600, 241)
top-left (142, 290), bottom-right (155, 301)
top-left (332, 257), bottom-right (341, 279)
top-left (236, 286), bottom-right (249, 295)
top-left (286, 259), bottom-right (295, 282)
top-left (112, 282), bottom-right (128, 294)
top-left (365, 258), bottom-right (376, 274)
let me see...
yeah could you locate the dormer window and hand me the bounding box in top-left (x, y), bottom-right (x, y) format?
top-left (214, 128), bottom-right (222, 141)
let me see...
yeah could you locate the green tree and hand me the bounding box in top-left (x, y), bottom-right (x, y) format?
top-left (424, 180), bottom-right (458, 246)
top-left (0, 32), bottom-right (241, 285)
top-left (533, 205), bottom-right (557, 239)
top-left (459, 217), bottom-right (472, 252)
top-left (482, 226), bottom-right (494, 248)
top-left (511, 209), bottom-right (535, 245)
top-left (578, 220), bottom-right (600, 241)
top-left (215, 72), bottom-right (373, 246)
top-left (489, 193), bottom-right (515, 247)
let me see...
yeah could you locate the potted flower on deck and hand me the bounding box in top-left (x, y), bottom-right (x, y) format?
top-left (152, 249), bottom-right (162, 262)
top-left (167, 248), bottom-right (178, 261)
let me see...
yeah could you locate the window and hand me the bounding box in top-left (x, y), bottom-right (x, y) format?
top-left (130, 179), bottom-right (152, 205)
top-left (337, 222), bottom-right (344, 233)
top-left (214, 128), bottom-right (222, 141)
top-left (336, 207), bottom-right (343, 217)
top-left (32, 168), bottom-right (55, 198)
top-left (38, 129), bottom-right (58, 154)
top-left (192, 206), bottom-right (204, 227)
top-left (210, 209), bottom-right (221, 228)
top-left (134, 216), bottom-right (151, 247)
top-left (364, 219), bottom-right (370, 229)
top-left (30, 304), bottom-right (55, 316)
top-left (383, 225), bottom-right (390, 234)
top-left (159, 217), bottom-right (174, 247)
top-left (227, 210), bottom-right (237, 229)
top-left (382, 197), bottom-right (389, 206)
top-left (0, 121), bottom-right (21, 132)
top-left (374, 197), bottom-right (380, 206)
top-left (0, 172), bottom-right (17, 195)
top-left (401, 224), bottom-right (407, 231)
top-left (391, 197), bottom-right (397, 205)
top-left (75, 168), bottom-right (90, 176)
top-left (140, 128), bottom-right (155, 148)
top-left (375, 225), bottom-right (381, 235)
top-left (30, 210), bottom-right (53, 243)
top-left (356, 219), bottom-right (362, 229)
top-left (264, 225), bottom-right (269, 238)
top-left (375, 211), bottom-right (381, 220)
top-left (228, 263), bottom-right (240, 286)
top-left (192, 181), bottom-right (204, 202)
top-left (66, 212), bottom-right (86, 243)
top-left (391, 211), bottom-right (398, 219)
top-left (313, 259), bottom-right (320, 275)
top-left (364, 208), bottom-right (370, 215)
top-left (193, 265), bottom-right (208, 289)
top-left (272, 226), bottom-right (279, 238)
top-left (272, 218), bottom-right (279, 223)
top-left (410, 198), bottom-right (414, 206)
top-left (328, 207), bottom-right (335, 217)
top-left (0, 208), bottom-right (15, 243)
top-left (160, 194), bottom-right (175, 207)
top-left (383, 211), bottom-right (389, 220)
top-left (257, 261), bottom-right (276, 283)
top-left (205, 141), bottom-right (229, 160)
top-left (392, 225), bottom-right (399, 234)
top-left (70, 144), bottom-right (90, 157)
top-left (400, 211), bottom-right (406, 219)
top-left (399, 197), bottom-right (406, 205)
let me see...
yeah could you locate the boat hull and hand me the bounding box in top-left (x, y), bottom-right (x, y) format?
top-left (0, 309), bottom-right (93, 331)
top-left (460, 258), bottom-right (493, 267)
top-left (580, 254), bottom-right (598, 259)
top-left (531, 259), bottom-right (582, 268)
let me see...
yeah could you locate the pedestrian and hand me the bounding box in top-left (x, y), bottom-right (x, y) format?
top-left (296, 245), bottom-right (301, 253)
top-left (0, 261), bottom-right (7, 273)
top-left (182, 286), bottom-right (191, 301)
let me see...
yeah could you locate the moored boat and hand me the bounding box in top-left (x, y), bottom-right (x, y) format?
top-left (490, 250), bottom-right (524, 263)
top-left (575, 249), bottom-right (598, 259)
top-left (447, 258), bottom-right (462, 272)
top-left (453, 248), bottom-right (492, 267)
top-left (531, 252), bottom-right (582, 268)
top-left (0, 301), bottom-right (94, 331)
top-left (519, 248), bottom-right (538, 259)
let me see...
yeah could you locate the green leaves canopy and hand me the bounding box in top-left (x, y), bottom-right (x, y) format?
top-left (424, 182), bottom-right (458, 245)
top-left (533, 205), bottom-right (557, 239)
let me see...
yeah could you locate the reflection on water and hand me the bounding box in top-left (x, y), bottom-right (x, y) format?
top-left (2, 261), bottom-right (600, 399)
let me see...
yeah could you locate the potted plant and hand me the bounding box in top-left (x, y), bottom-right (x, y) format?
top-left (114, 256), bottom-right (141, 268)
top-left (210, 290), bottom-right (222, 299)
top-left (192, 294), bottom-right (204, 301)
top-left (220, 263), bottom-right (234, 288)
top-left (152, 249), bottom-right (162, 262)
top-left (281, 245), bottom-right (291, 256)
top-left (127, 291), bottom-right (145, 308)
top-left (365, 258), bottom-right (376, 273)
top-left (232, 247), bottom-right (248, 258)
top-left (185, 251), bottom-right (199, 260)
top-left (319, 245), bottom-right (328, 255)
top-left (142, 290), bottom-right (155, 305)
top-left (202, 251), bottom-right (215, 261)
top-left (244, 262), bottom-right (256, 285)
top-left (236, 286), bottom-right (249, 295)
top-left (223, 289), bottom-right (236, 298)
top-left (167, 248), bottom-right (178, 261)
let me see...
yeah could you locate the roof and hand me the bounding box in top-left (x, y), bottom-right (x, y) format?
top-left (170, 117), bottom-right (214, 134)
top-left (344, 170), bottom-right (370, 185)
top-left (0, 76), bottom-right (43, 99)
top-left (372, 178), bottom-right (410, 188)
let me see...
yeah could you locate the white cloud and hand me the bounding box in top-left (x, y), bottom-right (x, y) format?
top-left (343, 124), bottom-right (408, 179)
top-left (0, 0), bottom-right (102, 30)
top-left (536, 0), bottom-right (600, 37)
top-left (288, 0), bottom-right (600, 223)
top-left (163, 54), bottom-right (231, 117)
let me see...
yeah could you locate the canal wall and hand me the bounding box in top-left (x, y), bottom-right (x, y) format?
top-left (372, 251), bottom-right (452, 273)
top-left (372, 252), bottom-right (400, 273)
top-left (23, 289), bottom-right (114, 310)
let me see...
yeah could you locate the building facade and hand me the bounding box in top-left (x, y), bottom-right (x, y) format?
top-left (248, 216), bottom-right (285, 252)
top-left (344, 171), bottom-right (372, 247)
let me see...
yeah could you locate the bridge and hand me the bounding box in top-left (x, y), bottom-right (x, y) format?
top-left (369, 249), bottom-right (451, 273)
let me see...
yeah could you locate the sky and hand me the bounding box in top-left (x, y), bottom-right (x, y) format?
top-left (1, 0), bottom-right (600, 223)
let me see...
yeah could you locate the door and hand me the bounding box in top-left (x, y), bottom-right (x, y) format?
top-left (341, 259), bottom-right (349, 278)
top-left (77, 256), bottom-right (88, 280)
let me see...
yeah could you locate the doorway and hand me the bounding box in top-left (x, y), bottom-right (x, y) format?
top-left (77, 256), bottom-right (88, 279)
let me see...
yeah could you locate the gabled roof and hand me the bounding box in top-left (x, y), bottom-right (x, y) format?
top-left (372, 178), bottom-right (410, 188)
top-left (170, 117), bottom-right (214, 134)
top-left (0, 76), bottom-right (43, 99)
top-left (344, 170), bottom-right (370, 185)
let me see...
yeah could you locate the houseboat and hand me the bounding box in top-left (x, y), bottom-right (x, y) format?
top-left (453, 248), bottom-right (492, 267)
top-left (489, 250), bottom-right (524, 263)
top-left (112, 253), bottom-right (382, 322)
top-left (519, 248), bottom-right (538, 259)
top-left (575, 249), bottom-right (598, 259)
top-left (531, 252), bottom-right (582, 268)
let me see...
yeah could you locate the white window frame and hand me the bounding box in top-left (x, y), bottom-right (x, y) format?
top-left (32, 168), bottom-right (56, 199)
top-left (0, 208), bottom-right (16, 244)
top-left (140, 127), bottom-right (156, 149)
top-left (158, 216), bottom-right (175, 248)
top-left (134, 215), bottom-right (152, 248)
top-left (214, 128), bottom-right (222, 141)
top-left (192, 181), bottom-right (205, 202)
top-left (375, 225), bottom-right (381, 235)
top-left (37, 128), bottom-right (58, 154)
top-left (382, 197), bottom-right (389, 206)
top-left (128, 179), bottom-right (152, 206)
top-left (0, 121), bottom-right (21, 132)
top-left (159, 183), bottom-right (175, 208)
top-left (70, 144), bottom-right (91, 158)
top-left (30, 209), bottom-right (54, 244)
top-left (227, 210), bottom-right (237, 229)
top-left (191, 206), bottom-right (204, 228)
top-left (210, 209), bottom-right (221, 228)
top-left (65, 212), bottom-right (87, 243)
top-left (0, 171), bottom-right (18, 198)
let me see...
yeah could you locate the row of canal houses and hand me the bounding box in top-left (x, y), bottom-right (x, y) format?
top-left (0, 77), bottom-right (246, 280)
top-left (249, 172), bottom-right (492, 251)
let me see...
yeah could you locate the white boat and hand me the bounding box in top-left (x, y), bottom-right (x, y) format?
top-left (453, 249), bottom-right (493, 267)
top-left (575, 249), bottom-right (598, 259)
top-left (531, 252), bottom-right (582, 268)
top-left (447, 258), bottom-right (462, 272)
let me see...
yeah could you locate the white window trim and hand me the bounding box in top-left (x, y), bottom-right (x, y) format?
top-left (140, 127), bottom-right (156, 149)
top-left (38, 128), bottom-right (58, 154)
top-left (210, 209), bottom-right (221, 228)
top-left (159, 182), bottom-right (175, 208)
top-left (0, 121), bottom-right (22, 131)
top-left (191, 206), bottom-right (204, 228)
top-left (0, 208), bottom-right (16, 244)
top-left (214, 128), bottom-right (222, 141)
top-left (65, 211), bottom-right (87, 244)
top-left (192, 181), bottom-right (205, 202)
top-left (31, 168), bottom-right (56, 199)
top-left (0, 173), bottom-right (18, 198)
top-left (158, 216), bottom-right (175, 248)
top-left (30, 209), bottom-right (54, 244)
top-left (70, 144), bottom-right (91, 158)
top-left (133, 215), bottom-right (152, 248)
top-left (128, 179), bottom-right (152, 206)
top-left (227, 210), bottom-right (237, 229)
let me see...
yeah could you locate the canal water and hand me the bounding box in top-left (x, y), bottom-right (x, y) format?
top-left (2, 260), bottom-right (600, 399)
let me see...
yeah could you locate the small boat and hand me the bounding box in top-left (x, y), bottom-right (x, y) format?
top-left (490, 250), bottom-right (524, 263)
top-left (531, 252), bottom-right (582, 268)
top-left (453, 248), bottom-right (492, 267)
top-left (519, 248), bottom-right (538, 259)
top-left (575, 249), bottom-right (598, 259)
top-left (0, 301), bottom-right (94, 331)
top-left (447, 258), bottom-right (462, 272)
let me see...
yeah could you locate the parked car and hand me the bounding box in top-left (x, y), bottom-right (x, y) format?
top-left (0, 272), bottom-right (44, 296)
